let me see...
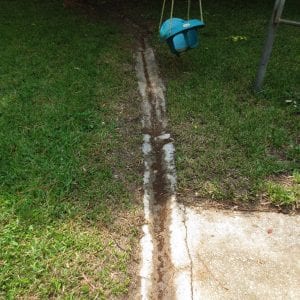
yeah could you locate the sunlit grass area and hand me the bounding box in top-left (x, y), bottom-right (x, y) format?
top-left (0, 0), bottom-right (140, 298)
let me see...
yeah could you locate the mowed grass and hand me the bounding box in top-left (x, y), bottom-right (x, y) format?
top-left (151, 0), bottom-right (299, 208)
top-left (0, 0), bottom-right (140, 298)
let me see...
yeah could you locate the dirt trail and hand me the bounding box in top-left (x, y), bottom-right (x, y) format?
top-left (137, 40), bottom-right (196, 300)
top-left (137, 41), bottom-right (176, 299)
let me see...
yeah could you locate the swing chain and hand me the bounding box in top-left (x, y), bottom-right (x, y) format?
top-left (188, 0), bottom-right (203, 22)
top-left (159, 0), bottom-right (174, 31)
top-left (187, 0), bottom-right (191, 20)
top-left (199, 0), bottom-right (203, 22)
top-left (159, 0), bottom-right (167, 30)
top-left (170, 0), bottom-right (174, 20)
top-left (169, 0), bottom-right (174, 32)
top-left (159, 0), bottom-right (204, 31)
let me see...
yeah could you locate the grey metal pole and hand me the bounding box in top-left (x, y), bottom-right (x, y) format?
top-left (254, 0), bottom-right (286, 92)
top-left (279, 18), bottom-right (300, 27)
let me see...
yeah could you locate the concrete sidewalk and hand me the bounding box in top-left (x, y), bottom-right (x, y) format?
top-left (182, 207), bottom-right (300, 299)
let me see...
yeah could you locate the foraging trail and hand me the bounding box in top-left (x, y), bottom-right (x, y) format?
top-left (135, 41), bottom-right (300, 300)
top-left (136, 41), bottom-right (193, 299)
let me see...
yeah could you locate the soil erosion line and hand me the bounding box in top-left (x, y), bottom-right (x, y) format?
top-left (136, 41), bottom-right (193, 299)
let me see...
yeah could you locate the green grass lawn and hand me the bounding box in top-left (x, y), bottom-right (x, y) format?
top-left (0, 0), bottom-right (299, 297)
top-left (0, 0), bottom-right (140, 298)
top-left (150, 0), bottom-right (299, 208)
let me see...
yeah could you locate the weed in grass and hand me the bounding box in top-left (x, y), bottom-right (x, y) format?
top-left (266, 183), bottom-right (296, 206)
top-left (265, 172), bottom-right (300, 207)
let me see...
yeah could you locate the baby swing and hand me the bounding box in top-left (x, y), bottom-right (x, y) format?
top-left (159, 0), bottom-right (205, 55)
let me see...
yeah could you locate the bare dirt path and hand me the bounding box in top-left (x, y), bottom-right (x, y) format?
top-left (136, 41), bottom-right (195, 300)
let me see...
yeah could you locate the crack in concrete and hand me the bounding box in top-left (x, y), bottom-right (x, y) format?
top-left (181, 205), bottom-right (194, 300)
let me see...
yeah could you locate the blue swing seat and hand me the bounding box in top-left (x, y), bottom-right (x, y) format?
top-left (160, 18), bottom-right (205, 55)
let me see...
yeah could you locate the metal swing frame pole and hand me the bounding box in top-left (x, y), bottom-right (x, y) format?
top-left (254, 0), bottom-right (285, 92)
top-left (254, 0), bottom-right (300, 92)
